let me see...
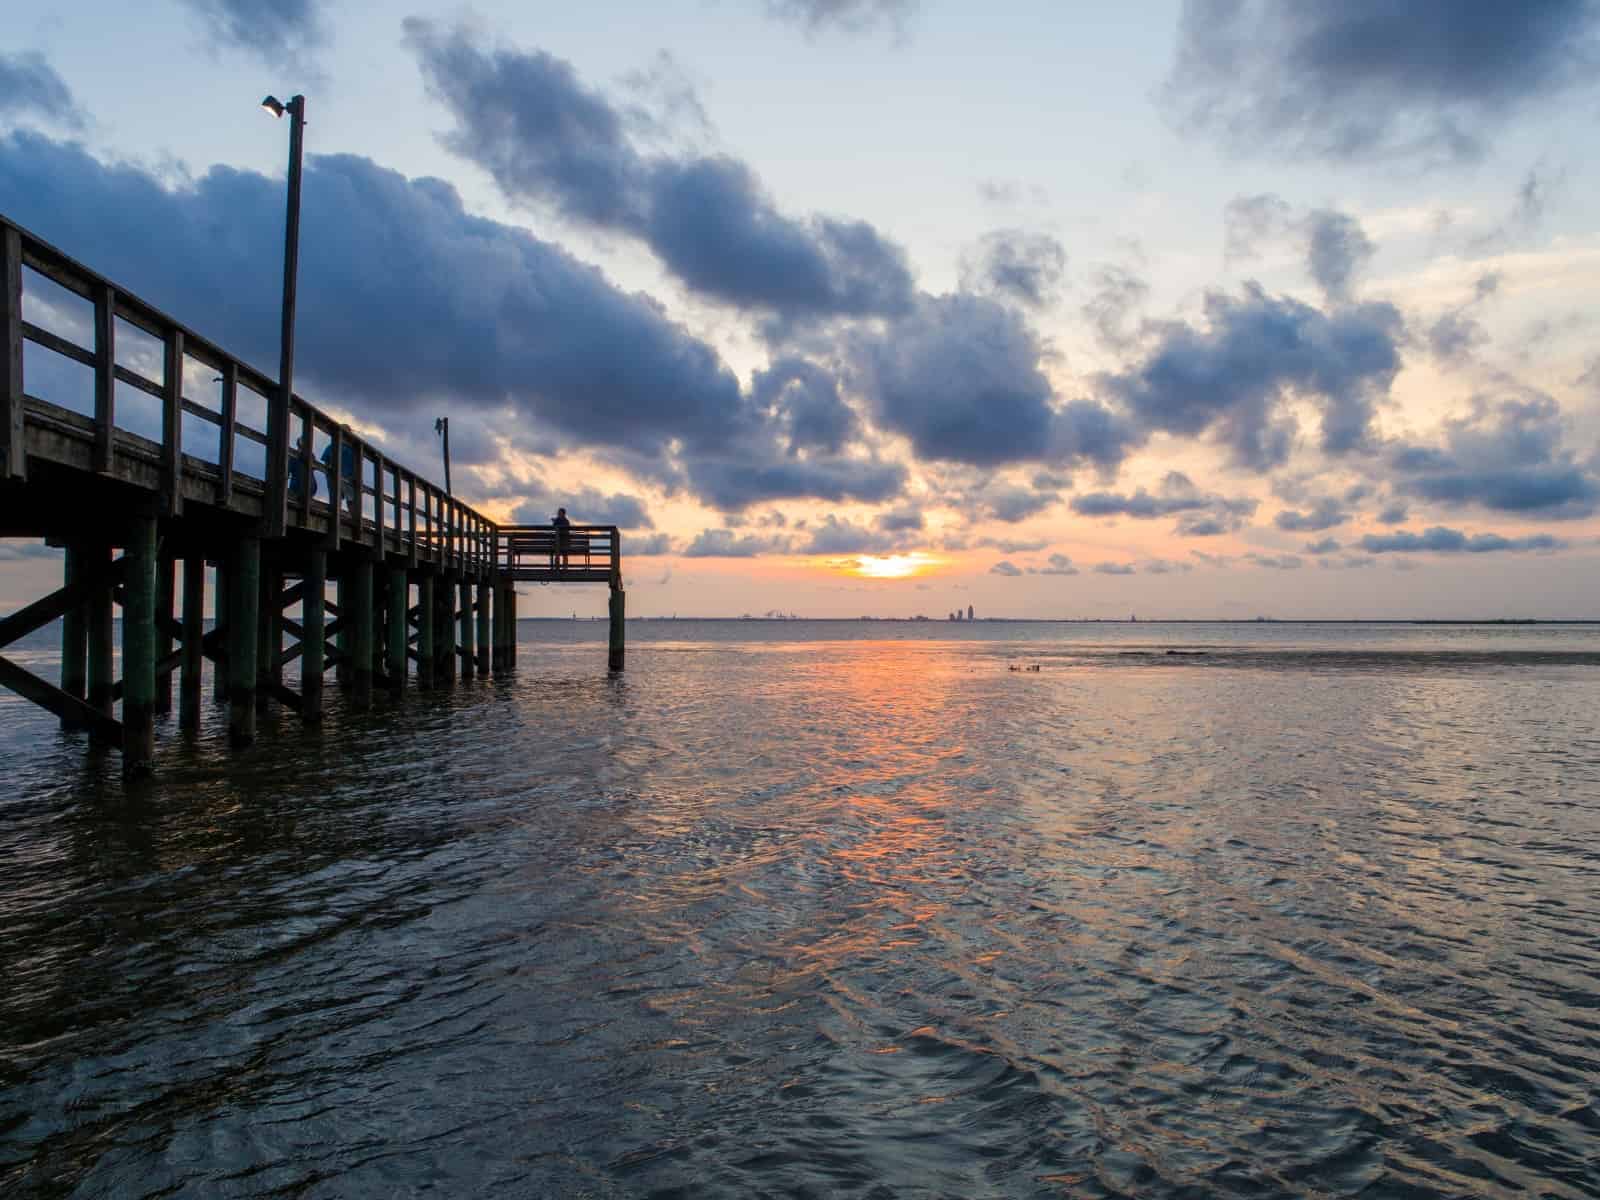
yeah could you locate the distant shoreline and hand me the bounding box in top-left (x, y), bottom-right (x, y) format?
top-left (531, 616), bottom-right (1600, 625)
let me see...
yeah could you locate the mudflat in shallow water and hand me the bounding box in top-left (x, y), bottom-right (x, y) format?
top-left (3, 622), bottom-right (1599, 1197)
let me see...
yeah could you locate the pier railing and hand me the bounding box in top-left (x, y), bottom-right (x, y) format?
top-left (497, 524), bottom-right (620, 584)
top-left (2, 214), bottom-right (495, 575)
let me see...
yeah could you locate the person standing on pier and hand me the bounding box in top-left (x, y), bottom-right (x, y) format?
top-left (552, 506), bottom-right (572, 571)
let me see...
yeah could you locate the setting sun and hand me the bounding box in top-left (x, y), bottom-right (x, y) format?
top-left (849, 553), bottom-right (941, 579)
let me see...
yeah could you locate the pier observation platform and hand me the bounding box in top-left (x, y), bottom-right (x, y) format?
top-left (0, 212), bottom-right (626, 778)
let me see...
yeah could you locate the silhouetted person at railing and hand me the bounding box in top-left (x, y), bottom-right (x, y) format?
top-left (320, 427), bottom-right (358, 514)
top-left (287, 433), bottom-right (317, 500)
top-left (552, 507), bottom-right (572, 570)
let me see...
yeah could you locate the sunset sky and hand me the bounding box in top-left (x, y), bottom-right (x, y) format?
top-left (3, 1), bottom-right (1598, 618)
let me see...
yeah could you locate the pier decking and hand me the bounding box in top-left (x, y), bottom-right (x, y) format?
top-left (0, 213), bottom-right (625, 777)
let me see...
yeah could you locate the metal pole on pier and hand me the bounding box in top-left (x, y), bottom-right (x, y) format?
top-left (262, 94), bottom-right (306, 539)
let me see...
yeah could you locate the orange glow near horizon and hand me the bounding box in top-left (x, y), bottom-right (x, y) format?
top-left (849, 553), bottom-right (942, 579)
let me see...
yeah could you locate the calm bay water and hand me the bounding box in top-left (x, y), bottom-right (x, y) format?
top-left (2, 620), bottom-right (1599, 1197)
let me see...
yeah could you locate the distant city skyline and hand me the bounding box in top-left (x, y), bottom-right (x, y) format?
top-left (3, 1), bottom-right (1598, 618)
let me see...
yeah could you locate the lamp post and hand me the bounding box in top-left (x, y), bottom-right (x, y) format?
top-left (435, 416), bottom-right (452, 496)
top-left (262, 93), bottom-right (305, 537)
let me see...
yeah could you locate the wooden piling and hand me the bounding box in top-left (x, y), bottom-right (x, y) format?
top-left (350, 555), bottom-right (374, 708)
top-left (260, 559), bottom-right (283, 708)
top-left (60, 545), bottom-right (88, 717)
top-left (505, 582), bottom-right (517, 671)
top-left (87, 542), bottom-right (114, 728)
top-left (387, 566), bottom-right (407, 694)
top-left (608, 585), bottom-right (625, 672)
top-left (335, 575), bottom-right (350, 687)
top-left (437, 574), bottom-right (457, 684)
top-left (302, 547), bottom-right (326, 722)
top-left (179, 555), bottom-right (204, 732)
top-left (476, 580), bottom-right (491, 676)
top-left (417, 573), bottom-right (435, 690)
top-left (155, 547), bottom-right (174, 715)
top-left (227, 538), bottom-right (260, 747)
top-left (122, 516), bottom-right (158, 777)
top-left (212, 559), bottom-right (229, 703)
top-left (459, 577), bottom-right (475, 680)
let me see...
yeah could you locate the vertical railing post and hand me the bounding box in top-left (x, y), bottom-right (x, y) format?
top-left (179, 554), bottom-right (204, 732)
top-left (93, 284), bottom-right (116, 474)
top-left (326, 423), bottom-right (344, 551)
top-left (161, 328), bottom-right (184, 515)
top-left (122, 514), bottom-right (158, 777)
top-left (1, 225), bottom-right (24, 480)
top-left (218, 362), bottom-right (237, 507)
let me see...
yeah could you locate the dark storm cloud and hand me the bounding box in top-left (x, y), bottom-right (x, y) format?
top-left (1358, 527), bottom-right (1565, 554)
top-left (0, 52), bottom-right (83, 127)
top-left (750, 357), bottom-right (858, 454)
top-left (406, 20), bottom-right (914, 323)
top-left (178, 0), bottom-right (327, 65)
top-left (1304, 210), bottom-right (1374, 303)
top-left (851, 293), bottom-right (1135, 469)
top-left (1273, 497), bottom-right (1348, 532)
top-left (764, 0), bottom-right (919, 37)
top-left (1071, 470), bottom-right (1256, 534)
top-left (959, 230), bottom-right (1068, 308)
top-left (1163, 0), bottom-right (1600, 164)
top-left (1101, 283), bottom-right (1403, 469)
top-left (1387, 394), bottom-right (1600, 519)
top-left (0, 132), bottom-right (796, 506)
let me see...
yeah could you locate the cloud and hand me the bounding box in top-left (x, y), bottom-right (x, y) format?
top-left (1141, 559), bottom-right (1191, 575)
top-left (407, 21), bottom-right (914, 324)
top-left (1092, 562), bottom-right (1136, 575)
top-left (875, 506), bottom-right (924, 532)
top-left (750, 357), bottom-right (858, 454)
top-left (512, 488), bottom-right (653, 529)
top-left (684, 450), bottom-right (906, 511)
top-left (1304, 210), bottom-right (1374, 303)
top-left (763, 0), bottom-right (919, 38)
top-left (1163, 0), bottom-right (1600, 164)
top-left (0, 51), bottom-right (83, 127)
top-left (1303, 537), bottom-right (1341, 554)
top-left (1246, 553), bottom-right (1303, 569)
top-left (1101, 282), bottom-right (1403, 468)
top-left (1223, 193), bottom-right (1293, 264)
top-left (1376, 501), bottom-right (1409, 525)
top-left (1388, 394), bottom-right (1600, 519)
top-left (1038, 553), bottom-right (1078, 576)
top-left (1358, 526), bottom-right (1566, 554)
top-left (1273, 496), bottom-right (1348, 532)
top-left (962, 479), bottom-right (1060, 524)
top-left (1426, 272), bottom-right (1499, 365)
top-left (990, 560), bottom-right (1023, 577)
top-left (959, 230), bottom-right (1067, 308)
top-left (1081, 264), bottom-right (1149, 351)
top-left (683, 528), bottom-right (790, 557)
top-left (178, 0), bottom-right (327, 66)
top-left (977, 537), bottom-right (1048, 554)
top-left (802, 514), bottom-right (905, 554)
top-left (851, 292), bottom-right (1135, 468)
top-left (627, 533), bottom-right (675, 556)
top-left (1071, 470), bottom-right (1256, 533)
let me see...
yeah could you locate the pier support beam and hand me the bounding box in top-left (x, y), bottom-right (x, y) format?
top-left (87, 541), bottom-right (114, 730)
top-left (476, 580), bottom-right (491, 677)
top-left (60, 544), bottom-right (87, 720)
top-left (228, 538), bottom-right (259, 747)
top-left (303, 547), bottom-right (325, 722)
top-left (608, 585), bottom-right (625, 672)
top-left (387, 566), bottom-right (407, 694)
top-left (179, 555), bottom-right (203, 732)
top-left (459, 577), bottom-right (475, 680)
top-left (504, 582), bottom-right (517, 672)
top-left (350, 555), bottom-right (374, 708)
top-left (417, 574), bottom-right (434, 690)
top-left (335, 575), bottom-right (350, 687)
top-left (122, 515), bottom-right (158, 777)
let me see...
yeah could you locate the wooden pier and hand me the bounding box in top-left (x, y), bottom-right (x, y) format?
top-left (0, 213), bottom-right (624, 777)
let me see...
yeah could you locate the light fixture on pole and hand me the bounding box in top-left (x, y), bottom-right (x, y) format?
top-left (435, 417), bottom-right (452, 496)
top-left (262, 93), bottom-right (306, 537)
